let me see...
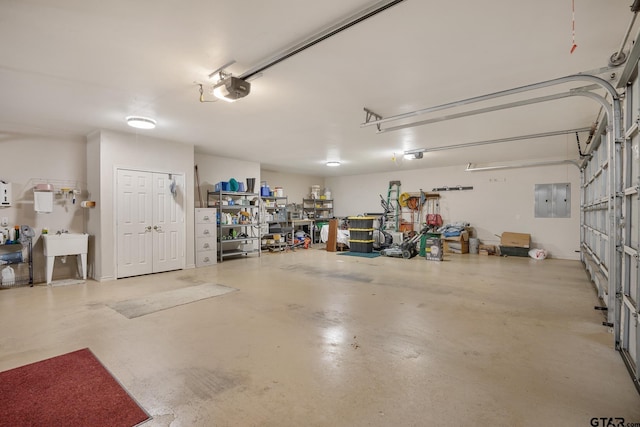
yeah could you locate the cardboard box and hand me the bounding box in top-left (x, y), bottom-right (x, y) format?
top-left (479, 244), bottom-right (497, 255)
top-left (500, 232), bottom-right (531, 248)
top-left (424, 238), bottom-right (443, 261)
top-left (444, 241), bottom-right (468, 254)
top-left (443, 231), bottom-right (469, 254)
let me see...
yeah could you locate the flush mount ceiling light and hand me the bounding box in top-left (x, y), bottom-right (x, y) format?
top-left (326, 161), bottom-right (341, 167)
top-left (126, 116), bottom-right (156, 130)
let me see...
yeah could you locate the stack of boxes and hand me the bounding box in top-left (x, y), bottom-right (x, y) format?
top-left (348, 216), bottom-right (375, 253)
top-left (442, 228), bottom-right (470, 254)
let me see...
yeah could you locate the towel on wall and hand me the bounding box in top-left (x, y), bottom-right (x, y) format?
top-left (34, 191), bottom-right (53, 213)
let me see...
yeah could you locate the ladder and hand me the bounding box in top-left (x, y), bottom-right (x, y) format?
top-left (386, 180), bottom-right (401, 232)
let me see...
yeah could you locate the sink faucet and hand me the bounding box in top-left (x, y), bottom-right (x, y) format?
top-left (56, 229), bottom-right (68, 235)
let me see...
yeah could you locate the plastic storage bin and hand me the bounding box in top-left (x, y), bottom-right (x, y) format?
top-left (350, 230), bottom-right (373, 241)
top-left (499, 246), bottom-right (529, 257)
top-left (214, 182), bottom-right (230, 192)
top-left (350, 239), bottom-right (374, 253)
top-left (348, 216), bottom-right (375, 229)
top-left (0, 250), bottom-right (23, 263)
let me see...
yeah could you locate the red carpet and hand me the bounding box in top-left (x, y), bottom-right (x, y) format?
top-left (0, 348), bottom-right (150, 427)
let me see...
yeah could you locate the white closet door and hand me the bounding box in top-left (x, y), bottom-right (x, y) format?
top-left (117, 169), bottom-right (153, 278)
top-left (152, 173), bottom-right (184, 273)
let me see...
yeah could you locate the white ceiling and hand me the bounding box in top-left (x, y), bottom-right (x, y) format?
top-left (0, 0), bottom-right (635, 176)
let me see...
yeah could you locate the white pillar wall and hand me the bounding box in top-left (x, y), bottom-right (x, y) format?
top-left (86, 130), bottom-right (195, 281)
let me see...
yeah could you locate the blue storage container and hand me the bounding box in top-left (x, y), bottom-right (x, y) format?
top-left (215, 181), bottom-right (230, 192)
top-left (0, 251), bottom-right (23, 264)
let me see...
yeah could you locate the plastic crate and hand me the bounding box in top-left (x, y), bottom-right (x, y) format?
top-left (499, 246), bottom-right (529, 257)
top-left (349, 239), bottom-right (374, 253)
top-left (350, 230), bottom-right (373, 241)
top-left (348, 216), bottom-right (375, 229)
top-left (0, 251), bottom-right (23, 263)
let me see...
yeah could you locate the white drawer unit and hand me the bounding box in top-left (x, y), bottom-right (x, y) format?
top-left (195, 223), bottom-right (216, 238)
top-left (196, 250), bottom-right (216, 267)
top-left (195, 209), bottom-right (216, 224)
top-left (195, 208), bottom-right (217, 267)
top-left (195, 236), bottom-right (215, 252)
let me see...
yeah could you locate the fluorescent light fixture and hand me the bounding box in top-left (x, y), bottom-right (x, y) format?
top-left (126, 116), bottom-right (156, 130)
top-left (326, 161), bottom-right (341, 167)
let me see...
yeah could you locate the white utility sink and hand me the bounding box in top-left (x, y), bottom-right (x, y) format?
top-left (43, 233), bottom-right (88, 257)
top-left (42, 233), bottom-right (88, 284)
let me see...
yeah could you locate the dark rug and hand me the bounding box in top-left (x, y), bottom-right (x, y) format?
top-left (0, 348), bottom-right (150, 427)
top-left (337, 251), bottom-right (381, 258)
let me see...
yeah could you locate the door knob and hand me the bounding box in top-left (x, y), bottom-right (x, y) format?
top-left (145, 226), bottom-right (152, 232)
top-left (153, 225), bottom-right (163, 232)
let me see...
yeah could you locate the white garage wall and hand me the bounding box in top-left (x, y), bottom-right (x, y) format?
top-left (260, 170), bottom-right (325, 204)
top-left (0, 131), bottom-right (86, 283)
top-left (325, 163), bottom-right (581, 260)
top-left (194, 154), bottom-right (261, 206)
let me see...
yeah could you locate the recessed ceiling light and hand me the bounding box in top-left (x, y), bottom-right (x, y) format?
top-left (126, 116), bottom-right (156, 130)
top-left (326, 161), bottom-right (341, 167)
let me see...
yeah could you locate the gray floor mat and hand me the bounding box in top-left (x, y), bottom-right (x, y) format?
top-left (108, 283), bottom-right (238, 319)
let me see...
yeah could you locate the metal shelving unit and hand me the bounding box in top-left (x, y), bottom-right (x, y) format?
top-left (0, 238), bottom-right (33, 288)
top-left (261, 196), bottom-right (289, 251)
top-left (262, 196), bottom-right (287, 216)
top-left (302, 198), bottom-right (334, 220)
top-left (207, 190), bottom-right (261, 262)
top-left (302, 198), bottom-right (334, 243)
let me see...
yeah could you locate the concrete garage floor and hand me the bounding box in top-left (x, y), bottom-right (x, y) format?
top-left (1, 250), bottom-right (639, 426)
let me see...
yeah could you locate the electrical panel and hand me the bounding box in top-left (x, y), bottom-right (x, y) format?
top-left (0, 181), bottom-right (11, 207)
top-left (535, 183), bottom-right (570, 218)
